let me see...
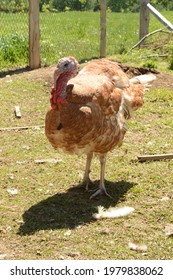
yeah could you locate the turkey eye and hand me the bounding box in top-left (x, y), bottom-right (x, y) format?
top-left (64, 62), bottom-right (69, 68)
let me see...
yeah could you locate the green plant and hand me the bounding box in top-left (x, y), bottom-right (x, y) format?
top-left (168, 47), bottom-right (173, 70)
top-left (0, 33), bottom-right (28, 68)
top-left (142, 60), bottom-right (157, 69)
top-left (0, 0), bottom-right (28, 12)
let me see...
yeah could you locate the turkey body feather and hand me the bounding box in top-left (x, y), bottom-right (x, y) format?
top-left (45, 57), bottom-right (156, 198)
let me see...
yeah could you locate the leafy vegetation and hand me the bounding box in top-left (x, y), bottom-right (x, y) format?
top-left (0, 0), bottom-right (28, 12)
top-left (0, 33), bottom-right (28, 65)
top-left (1, 0), bottom-right (173, 13)
top-left (168, 46), bottom-right (173, 70)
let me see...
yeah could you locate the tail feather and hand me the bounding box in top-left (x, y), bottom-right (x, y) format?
top-left (130, 74), bottom-right (156, 85)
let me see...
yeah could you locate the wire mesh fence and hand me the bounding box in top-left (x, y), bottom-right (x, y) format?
top-left (39, 11), bottom-right (100, 66)
top-left (0, 6), bottom-right (173, 73)
top-left (148, 9), bottom-right (173, 33)
top-left (0, 10), bottom-right (101, 73)
top-left (0, 12), bottom-right (28, 71)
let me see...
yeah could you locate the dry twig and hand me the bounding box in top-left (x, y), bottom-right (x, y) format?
top-left (0, 125), bottom-right (45, 132)
top-left (127, 28), bottom-right (173, 53)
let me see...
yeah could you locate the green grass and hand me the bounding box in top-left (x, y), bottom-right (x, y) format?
top-left (0, 65), bottom-right (173, 260)
top-left (1, 11), bottom-right (173, 72)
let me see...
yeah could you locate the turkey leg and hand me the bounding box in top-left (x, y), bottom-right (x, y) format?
top-left (76, 152), bottom-right (93, 190)
top-left (90, 153), bottom-right (111, 199)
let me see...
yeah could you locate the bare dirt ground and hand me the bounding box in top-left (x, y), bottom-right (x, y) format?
top-left (29, 64), bottom-right (173, 90)
top-left (150, 72), bottom-right (173, 90)
top-left (1, 62), bottom-right (173, 91)
top-left (119, 64), bottom-right (173, 90)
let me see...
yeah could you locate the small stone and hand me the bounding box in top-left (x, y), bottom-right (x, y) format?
top-left (64, 229), bottom-right (71, 236)
top-left (7, 189), bottom-right (18, 195)
top-left (68, 251), bottom-right (80, 257)
top-left (165, 224), bottom-right (173, 237)
top-left (0, 254), bottom-right (7, 260)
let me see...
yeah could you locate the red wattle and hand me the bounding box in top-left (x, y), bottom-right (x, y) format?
top-left (50, 86), bottom-right (67, 109)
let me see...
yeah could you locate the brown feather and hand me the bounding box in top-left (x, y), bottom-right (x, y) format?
top-left (45, 59), bottom-right (144, 154)
top-left (45, 58), bottom-right (155, 197)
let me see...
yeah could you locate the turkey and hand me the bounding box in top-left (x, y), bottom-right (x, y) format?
top-left (45, 57), bottom-right (156, 199)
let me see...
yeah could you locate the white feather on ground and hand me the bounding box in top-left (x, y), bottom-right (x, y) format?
top-left (128, 242), bottom-right (148, 252)
top-left (93, 206), bottom-right (135, 219)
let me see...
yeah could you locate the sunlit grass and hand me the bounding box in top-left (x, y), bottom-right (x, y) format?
top-left (1, 11), bottom-right (173, 72)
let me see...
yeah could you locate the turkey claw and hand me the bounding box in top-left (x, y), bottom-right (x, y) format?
top-left (89, 188), bottom-right (112, 200)
top-left (74, 178), bottom-right (92, 191)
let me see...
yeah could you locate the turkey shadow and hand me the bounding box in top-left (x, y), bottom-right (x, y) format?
top-left (18, 180), bottom-right (135, 235)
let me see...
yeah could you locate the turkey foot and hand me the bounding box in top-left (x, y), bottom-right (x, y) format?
top-left (75, 177), bottom-right (92, 191)
top-left (89, 153), bottom-right (112, 199)
top-left (89, 184), bottom-right (112, 199)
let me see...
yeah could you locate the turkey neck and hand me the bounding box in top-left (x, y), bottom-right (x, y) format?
top-left (50, 71), bottom-right (73, 109)
top-left (55, 72), bottom-right (73, 100)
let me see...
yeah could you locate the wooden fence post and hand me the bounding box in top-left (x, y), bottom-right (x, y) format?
top-left (100, 0), bottom-right (106, 58)
top-left (139, 0), bottom-right (150, 46)
top-left (29, 0), bottom-right (40, 69)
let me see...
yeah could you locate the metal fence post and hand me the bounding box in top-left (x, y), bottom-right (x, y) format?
top-left (29, 0), bottom-right (41, 69)
top-left (100, 0), bottom-right (106, 58)
top-left (139, 0), bottom-right (150, 46)
top-left (147, 2), bottom-right (173, 30)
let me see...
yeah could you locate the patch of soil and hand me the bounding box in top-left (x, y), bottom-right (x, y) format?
top-left (151, 72), bottom-right (173, 90)
top-left (120, 63), bottom-right (173, 90)
top-left (1, 62), bottom-right (173, 90)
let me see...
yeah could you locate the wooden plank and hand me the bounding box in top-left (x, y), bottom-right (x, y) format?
top-left (100, 0), bottom-right (107, 58)
top-left (15, 106), bottom-right (21, 118)
top-left (29, 0), bottom-right (41, 69)
top-left (139, 0), bottom-right (150, 44)
top-left (138, 154), bottom-right (173, 162)
top-left (147, 3), bottom-right (173, 31)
